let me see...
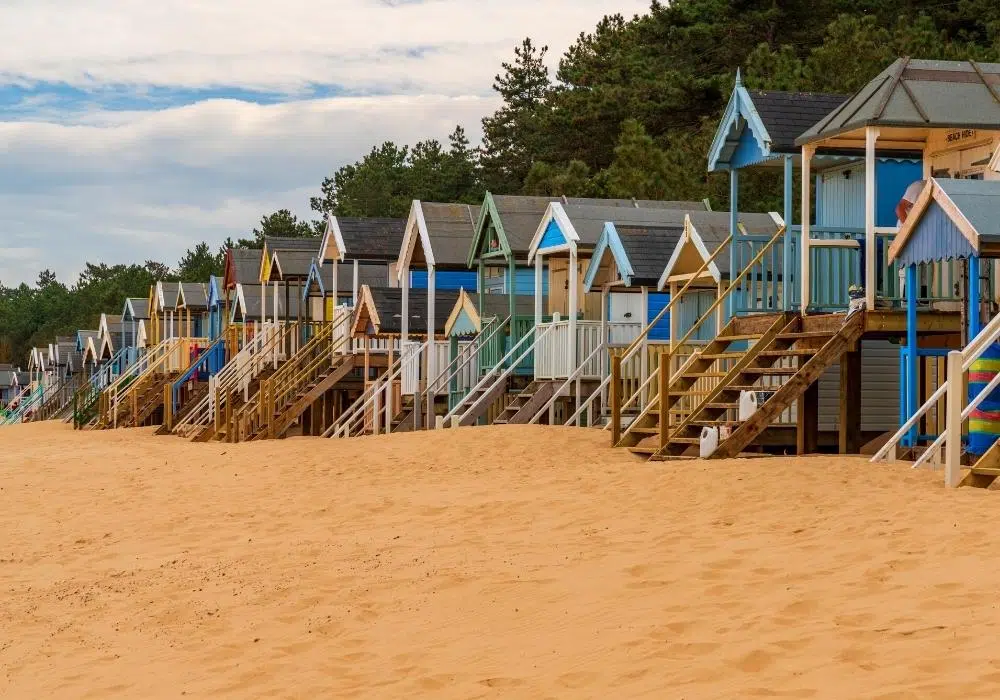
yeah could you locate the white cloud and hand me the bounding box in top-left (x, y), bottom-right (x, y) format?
top-left (0, 0), bottom-right (653, 286)
top-left (0, 0), bottom-right (649, 94)
top-left (0, 94), bottom-right (498, 284)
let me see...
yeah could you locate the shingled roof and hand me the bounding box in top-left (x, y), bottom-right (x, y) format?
top-left (337, 217), bottom-right (406, 261)
top-left (616, 224), bottom-right (686, 288)
top-left (798, 58), bottom-right (1000, 145)
top-left (355, 286), bottom-right (459, 337)
top-left (412, 202), bottom-right (482, 268)
top-left (263, 236), bottom-right (322, 254)
top-left (123, 297), bottom-right (149, 320)
top-left (749, 91), bottom-right (848, 150)
top-left (271, 250), bottom-right (316, 280)
top-left (480, 195), bottom-right (708, 263)
top-left (177, 282), bottom-right (208, 310)
top-left (227, 248), bottom-right (263, 288)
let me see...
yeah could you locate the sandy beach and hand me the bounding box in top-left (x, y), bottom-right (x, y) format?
top-left (1, 421), bottom-right (999, 698)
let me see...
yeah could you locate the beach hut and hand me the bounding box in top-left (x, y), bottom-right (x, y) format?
top-left (879, 178), bottom-right (1000, 485)
top-left (319, 214), bottom-right (406, 308)
top-left (174, 282), bottom-right (210, 338)
top-left (348, 284), bottom-right (460, 432)
top-left (395, 201), bottom-right (480, 423)
top-left (206, 276), bottom-right (224, 341)
top-left (97, 313), bottom-right (125, 363)
top-left (121, 297), bottom-right (149, 364)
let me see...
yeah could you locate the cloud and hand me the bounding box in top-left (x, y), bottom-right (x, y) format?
top-left (0, 0), bottom-right (652, 286)
top-left (0, 94), bottom-right (499, 285)
top-left (0, 1), bottom-right (649, 95)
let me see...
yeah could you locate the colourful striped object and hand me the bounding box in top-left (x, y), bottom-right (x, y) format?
top-left (968, 343), bottom-right (1000, 454)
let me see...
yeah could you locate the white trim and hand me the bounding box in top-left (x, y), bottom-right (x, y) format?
top-left (322, 213), bottom-right (347, 262)
top-left (527, 202), bottom-right (579, 262)
top-left (396, 200), bottom-right (435, 281)
top-left (657, 214), bottom-right (722, 290)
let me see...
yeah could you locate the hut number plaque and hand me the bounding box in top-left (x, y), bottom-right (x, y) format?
top-left (946, 129), bottom-right (976, 143)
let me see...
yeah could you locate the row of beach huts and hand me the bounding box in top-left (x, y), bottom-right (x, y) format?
top-left (6, 57), bottom-right (1000, 488)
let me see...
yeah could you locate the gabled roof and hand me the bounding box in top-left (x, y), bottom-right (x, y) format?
top-left (398, 201), bottom-right (482, 276)
top-left (177, 282), bottom-right (209, 310)
top-left (351, 285), bottom-right (459, 338)
top-left (528, 203), bottom-right (716, 261)
top-left (303, 260), bottom-right (389, 298)
top-left (155, 281), bottom-right (181, 311)
top-left (658, 211), bottom-right (783, 290)
top-left (76, 329), bottom-right (98, 352)
top-left (470, 193), bottom-right (709, 266)
top-left (122, 297), bottom-right (149, 321)
top-left (888, 178), bottom-right (1000, 266)
top-left (262, 236), bottom-right (322, 255)
top-left (798, 58), bottom-right (1000, 145)
top-left (269, 250), bottom-right (316, 281)
top-left (322, 214), bottom-right (406, 262)
top-left (444, 289), bottom-right (536, 337)
top-left (207, 276), bottom-right (222, 309)
top-left (708, 73), bottom-right (846, 171)
top-left (225, 248), bottom-right (262, 289)
top-left (584, 221), bottom-right (686, 291)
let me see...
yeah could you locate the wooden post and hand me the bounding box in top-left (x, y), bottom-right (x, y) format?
top-left (799, 144), bottom-right (815, 314)
top-left (945, 350), bottom-right (964, 488)
top-left (658, 350), bottom-right (669, 451)
top-left (729, 167), bottom-right (739, 318)
top-left (352, 259), bottom-right (360, 307)
top-left (864, 126), bottom-right (879, 310)
top-left (796, 380), bottom-right (819, 455)
top-left (534, 254), bottom-right (543, 327)
top-left (427, 267), bottom-right (436, 429)
top-left (839, 345), bottom-right (862, 454)
top-left (782, 155), bottom-right (793, 310)
top-left (401, 264), bottom-right (410, 342)
top-left (611, 354), bottom-right (621, 446)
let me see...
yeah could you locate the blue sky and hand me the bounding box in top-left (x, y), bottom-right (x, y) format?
top-left (0, 0), bottom-right (649, 286)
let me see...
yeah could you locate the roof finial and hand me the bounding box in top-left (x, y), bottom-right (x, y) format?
top-left (735, 68), bottom-right (742, 88)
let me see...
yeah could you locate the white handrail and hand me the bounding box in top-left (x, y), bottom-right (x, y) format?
top-left (530, 342), bottom-right (606, 425)
top-left (423, 315), bottom-right (509, 398)
top-left (325, 341), bottom-right (428, 438)
top-left (451, 324), bottom-right (554, 425)
top-left (872, 310), bottom-right (1000, 464)
top-left (910, 365), bottom-right (1000, 471)
top-left (442, 325), bottom-right (538, 424)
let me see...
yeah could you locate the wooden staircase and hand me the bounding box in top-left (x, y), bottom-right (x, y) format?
top-left (624, 312), bottom-right (865, 460)
top-left (493, 380), bottom-right (558, 425)
top-left (960, 440), bottom-right (1000, 488)
top-left (194, 369), bottom-right (274, 442)
top-left (264, 355), bottom-right (355, 439)
top-left (447, 373), bottom-right (511, 427)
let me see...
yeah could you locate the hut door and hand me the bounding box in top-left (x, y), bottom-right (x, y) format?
top-left (608, 293), bottom-right (642, 325)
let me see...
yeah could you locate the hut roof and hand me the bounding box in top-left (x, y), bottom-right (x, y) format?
top-left (178, 282), bottom-right (209, 309)
top-left (228, 248), bottom-right (263, 287)
top-left (337, 217), bottom-right (406, 261)
top-left (356, 285), bottom-right (459, 337)
top-left (415, 202), bottom-right (482, 268)
top-left (798, 58), bottom-right (1000, 145)
top-left (271, 250), bottom-right (316, 280)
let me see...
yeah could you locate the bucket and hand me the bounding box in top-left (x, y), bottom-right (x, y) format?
top-left (699, 426), bottom-right (719, 458)
top-left (969, 342), bottom-right (1000, 455)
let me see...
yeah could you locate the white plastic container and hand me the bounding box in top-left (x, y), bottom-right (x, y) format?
top-left (738, 390), bottom-right (759, 421)
top-left (699, 426), bottom-right (719, 458)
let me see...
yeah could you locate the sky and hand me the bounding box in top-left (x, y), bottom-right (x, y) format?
top-left (0, 0), bottom-right (650, 286)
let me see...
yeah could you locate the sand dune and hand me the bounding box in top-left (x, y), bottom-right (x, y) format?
top-left (2, 421), bottom-right (1000, 698)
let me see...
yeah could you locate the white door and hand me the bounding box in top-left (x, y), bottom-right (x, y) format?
top-left (608, 293), bottom-right (642, 325)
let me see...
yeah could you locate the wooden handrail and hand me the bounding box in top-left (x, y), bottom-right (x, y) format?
top-left (610, 226), bottom-right (786, 444)
top-left (621, 234), bottom-right (733, 359)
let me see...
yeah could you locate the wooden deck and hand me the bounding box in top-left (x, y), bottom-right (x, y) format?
top-left (729, 309), bottom-right (962, 340)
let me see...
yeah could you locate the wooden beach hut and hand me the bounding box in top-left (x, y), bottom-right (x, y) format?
top-left (319, 214), bottom-right (406, 307)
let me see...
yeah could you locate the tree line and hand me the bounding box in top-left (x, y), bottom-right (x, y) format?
top-left (6, 0), bottom-right (1000, 365)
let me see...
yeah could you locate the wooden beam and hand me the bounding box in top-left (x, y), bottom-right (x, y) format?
top-left (838, 347), bottom-right (862, 454)
top-left (797, 380), bottom-right (819, 455)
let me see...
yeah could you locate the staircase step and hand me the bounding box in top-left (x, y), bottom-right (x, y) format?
top-left (719, 334), bottom-right (763, 342)
top-left (689, 419), bottom-right (743, 427)
top-left (628, 445), bottom-right (658, 456)
top-left (969, 466), bottom-right (1000, 476)
top-left (777, 331), bottom-right (835, 340)
top-left (706, 402), bottom-right (738, 410)
top-left (699, 352), bottom-right (745, 361)
top-left (756, 349), bottom-right (815, 358)
top-left (741, 367), bottom-right (799, 376)
top-left (680, 372), bottom-right (728, 379)
top-left (668, 437), bottom-right (701, 445)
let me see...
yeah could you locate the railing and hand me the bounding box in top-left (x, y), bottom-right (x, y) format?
top-left (791, 225), bottom-right (964, 311)
top-left (36, 374), bottom-right (84, 421)
top-left (99, 337), bottom-right (200, 428)
top-left (444, 323), bottom-right (555, 427)
top-left (534, 319), bottom-right (640, 381)
top-left (166, 334), bottom-right (229, 424)
top-left (731, 227), bottom-right (786, 315)
top-left (324, 341), bottom-right (429, 438)
top-left (0, 384), bottom-right (40, 426)
top-left (232, 312), bottom-right (351, 441)
top-left (478, 316), bottom-right (537, 376)
top-left (610, 227), bottom-right (786, 445)
top-left (439, 316), bottom-right (509, 410)
top-left (576, 233), bottom-right (731, 433)
top-left (529, 341), bottom-right (608, 425)
top-left (872, 309), bottom-right (1000, 485)
top-left (174, 323), bottom-right (295, 439)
